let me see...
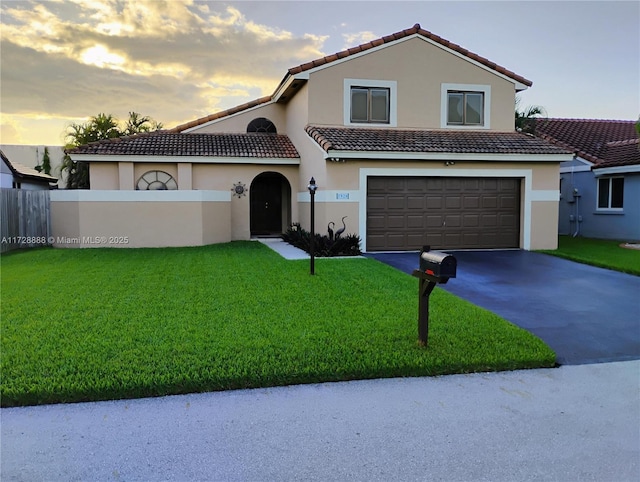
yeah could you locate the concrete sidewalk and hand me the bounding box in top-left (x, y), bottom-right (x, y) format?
top-left (2, 361), bottom-right (638, 481)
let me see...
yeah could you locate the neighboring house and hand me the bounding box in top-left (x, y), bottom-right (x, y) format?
top-left (0, 145), bottom-right (66, 185)
top-left (1, 149), bottom-right (58, 190)
top-left (58, 23), bottom-right (572, 250)
top-left (534, 119), bottom-right (640, 241)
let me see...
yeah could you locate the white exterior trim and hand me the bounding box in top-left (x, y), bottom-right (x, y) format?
top-left (356, 167), bottom-right (547, 252)
top-left (297, 190), bottom-right (361, 203)
top-left (440, 83), bottom-right (491, 129)
top-left (51, 189), bottom-right (231, 202)
top-left (180, 100), bottom-right (277, 132)
top-left (292, 34), bottom-right (527, 90)
top-left (324, 151), bottom-right (571, 162)
top-left (560, 165), bottom-right (592, 173)
top-left (593, 165), bottom-right (640, 176)
top-left (70, 154), bottom-right (300, 165)
top-left (343, 79), bottom-right (398, 127)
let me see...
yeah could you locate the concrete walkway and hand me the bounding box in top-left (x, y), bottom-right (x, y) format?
top-left (2, 361), bottom-right (638, 481)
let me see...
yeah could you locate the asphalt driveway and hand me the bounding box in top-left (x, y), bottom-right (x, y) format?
top-left (366, 250), bottom-right (640, 365)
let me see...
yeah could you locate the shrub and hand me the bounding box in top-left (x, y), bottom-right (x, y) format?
top-left (282, 227), bottom-right (362, 257)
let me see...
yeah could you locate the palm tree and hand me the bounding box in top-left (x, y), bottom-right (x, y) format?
top-left (515, 96), bottom-right (547, 134)
top-left (122, 111), bottom-right (163, 136)
top-left (62, 112), bottom-right (162, 189)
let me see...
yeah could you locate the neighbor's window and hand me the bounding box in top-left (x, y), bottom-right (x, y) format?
top-left (136, 170), bottom-right (178, 190)
top-left (447, 91), bottom-right (484, 126)
top-left (351, 87), bottom-right (390, 124)
top-left (597, 177), bottom-right (624, 209)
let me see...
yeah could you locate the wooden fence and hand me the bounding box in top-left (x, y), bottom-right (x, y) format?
top-left (0, 188), bottom-right (52, 253)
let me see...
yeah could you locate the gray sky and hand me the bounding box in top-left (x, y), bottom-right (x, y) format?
top-left (1, 0), bottom-right (638, 145)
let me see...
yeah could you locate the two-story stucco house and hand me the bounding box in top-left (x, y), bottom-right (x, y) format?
top-left (55, 23), bottom-right (572, 250)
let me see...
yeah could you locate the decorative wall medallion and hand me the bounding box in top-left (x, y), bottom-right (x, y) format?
top-left (231, 181), bottom-right (246, 198)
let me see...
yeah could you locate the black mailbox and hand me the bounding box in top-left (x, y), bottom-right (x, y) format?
top-left (412, 246), bottom-right (458, 346)
top-left (419, 247), bottom-right (457, 284)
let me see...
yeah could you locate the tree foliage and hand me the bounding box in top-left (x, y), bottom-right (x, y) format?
top-left (515, 96), bottom-right (547, 134)
top-left (62, 112), bottom-right (163, 189)
top-left (34, 147), bottom-right (52, 176)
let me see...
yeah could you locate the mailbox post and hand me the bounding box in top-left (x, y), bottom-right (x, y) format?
top-left (411, 246), bottom-right (457, 346)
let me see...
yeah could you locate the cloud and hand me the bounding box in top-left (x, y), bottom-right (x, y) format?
top-left (0, 0), bottom-right (329, 143)
top-left (341, 31), bottom-right (379, 49)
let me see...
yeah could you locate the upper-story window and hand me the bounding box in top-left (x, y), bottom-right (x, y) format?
top-left (440, 83), bottom-right (491, 129)
top-left (447, 91), bottom-right (484, 126)
top-left (597, 176), bottom-right (624, 210)
top-left (247, 117), bottom-right (277, 133)
top-left (344, 79), bottom-right (397, 127)
top-left (351, 87), bottom-right (390, 124)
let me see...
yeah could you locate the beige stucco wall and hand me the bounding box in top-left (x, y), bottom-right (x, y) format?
top-left (307, 37), bottom-right (517, 131)
top-left (90, 163), bottom-right (119, 189)
top-left (530, 201), bottom-right (559, 249)
top-left (51, 191), bottom-right (231, 248)
top-left (187, 102), bottom-right (288, 134)
top-left (300, 158), bottom-right (561, 251)
top-left (192, 163), bottom-right (299, 240)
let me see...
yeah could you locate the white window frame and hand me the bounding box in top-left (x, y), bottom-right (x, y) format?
top-left (344, 79), bottom-right (397, 127)
top-left (596, 176), bottom-right (624, 211)
top-left (440, 83), bottom-right (491, 129)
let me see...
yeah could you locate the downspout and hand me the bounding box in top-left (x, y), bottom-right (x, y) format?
top-left (572, 188), bottom-right (581, 237)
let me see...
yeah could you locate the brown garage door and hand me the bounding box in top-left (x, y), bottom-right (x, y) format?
top-left (367, 177), bottom-right (520, 251)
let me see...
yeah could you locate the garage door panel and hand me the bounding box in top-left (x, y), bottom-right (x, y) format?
top-left (501, 196), bottom-right (518, 209)
top-left (462, 214), bottom-right (480, 227)
top-left (445, 197), bottom-right (461, 209)
top-left (426, 197), bottom-right (442, 209)
top-left (444, 215), bottom-right (461, 227)
top-left (407, 196), bottom-right (425, 209)
top-left (367, 176), bottom-right (520, 250)
top-left (481, 214), bottom-right (498, 227)
top-left (407, 233), bottom-right (426, 246)
top-left (463, 196), bottom-right (480, 208)
top-left (387, 215), bottom-right (405, 228)
top-left (426, 215), bottom-right (443, 227)
top-left (407, 215), bottom-right (424, 228)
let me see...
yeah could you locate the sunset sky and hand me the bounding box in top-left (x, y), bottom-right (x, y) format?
top-left (1, 0), bottom-right (638, 146)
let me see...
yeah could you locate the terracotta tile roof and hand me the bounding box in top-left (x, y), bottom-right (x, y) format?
top-left (534, 118), bottom-right (639, 165)
top-left (67, 131), bottom-right (300, 159)
top-left (597, 139), bottom-right (640, 168)
top-left (305, 125), bottom-right (571, 156)
top-left (171, 23), bottom-right (531, 133)
top-left (170, 96), bottom-right (272, 133)
top-left (289, 23), bottom-right (532, 87)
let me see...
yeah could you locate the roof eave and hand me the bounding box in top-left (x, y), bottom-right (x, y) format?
top-left (69, 153), bottom-right (300, 165)
top-left (322, 150), bottom-right (573, 162)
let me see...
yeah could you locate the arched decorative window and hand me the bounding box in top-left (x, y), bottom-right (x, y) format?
top-left (136, 170), bottom-right (178, 190)
top-left (246, 117), bottom-right (277, 134)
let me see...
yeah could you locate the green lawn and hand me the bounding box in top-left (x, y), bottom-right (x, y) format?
top-left (540, 236), bottom-right (640, 275)
top-left (1, 242), bottom-right (555, 407)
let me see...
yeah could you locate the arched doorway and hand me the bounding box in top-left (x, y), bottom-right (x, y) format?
top-left (250, 172), bottom-right (291, 236)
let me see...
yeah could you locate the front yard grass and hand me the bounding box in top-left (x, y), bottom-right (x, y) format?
top-left (1, 242), bottom-right (555, 407)
top-left (540, 236), bottom-right (640, 275)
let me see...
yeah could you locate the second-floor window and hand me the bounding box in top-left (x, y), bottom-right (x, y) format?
top-left (447, 91), bottom-right (484, 126)
top-left (351, 87), bottom-right (390, 124)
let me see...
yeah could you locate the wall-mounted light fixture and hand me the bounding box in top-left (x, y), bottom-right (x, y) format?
top-left (444, 161), bottom-right (456, 166)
